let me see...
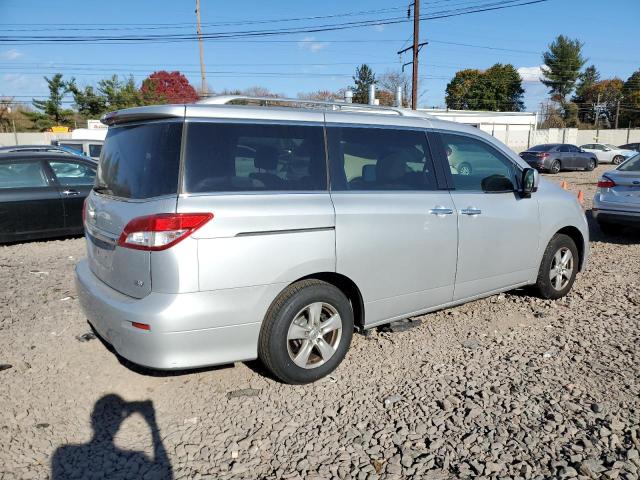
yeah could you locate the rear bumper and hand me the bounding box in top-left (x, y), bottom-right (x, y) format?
top-left (593, 208), bottom-right (640, 226)
top-left (75, 259), bottom-right (283, 370)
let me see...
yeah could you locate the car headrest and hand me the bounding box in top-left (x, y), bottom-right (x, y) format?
top-left (376, 151), bottom-right (407, 182)
top-left (254, 146), bottom-right (279, 171)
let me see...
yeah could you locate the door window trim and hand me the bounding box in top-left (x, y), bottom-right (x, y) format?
top-left (325, 123), bottom-right (447, 192)
top-left (428, 129), bottom-right (523, 193)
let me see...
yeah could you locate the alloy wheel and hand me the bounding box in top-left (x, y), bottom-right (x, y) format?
top-left (549, 247), bottom-right (574, 290)
top-left (286, 302), bottom-right (343, 369)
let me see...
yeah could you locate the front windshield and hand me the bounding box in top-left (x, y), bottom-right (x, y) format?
top-left (618, 154), bottom-right (640, 172)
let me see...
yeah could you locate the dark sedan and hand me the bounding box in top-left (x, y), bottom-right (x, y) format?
top-left (519, 143), bottom-right (598, 174)
top-left (619, 142), bottom-right (640, 153)
top-left (0, 152), bottom-right (96, 243)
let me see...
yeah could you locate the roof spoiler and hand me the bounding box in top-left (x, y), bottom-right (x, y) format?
top-left (101, 105), bottom-right (186, 126)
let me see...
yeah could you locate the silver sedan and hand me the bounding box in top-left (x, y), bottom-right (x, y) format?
top-left (593, 154), bottom-right (640, 232)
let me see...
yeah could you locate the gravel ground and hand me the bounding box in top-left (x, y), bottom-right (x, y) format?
top-left (0, 165), bottom-right (639, 480)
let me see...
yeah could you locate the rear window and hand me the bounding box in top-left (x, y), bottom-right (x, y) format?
top-left (96, 121), bottom-right (182, 199)
top-left (184, 122), bottom-right (326, 193)
top-left (529, 144), bottom-right (556, 152)
top-left (60, 143), bottom-right (83, 153)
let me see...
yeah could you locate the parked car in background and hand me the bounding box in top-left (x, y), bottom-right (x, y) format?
top-left (619, 142), bottom-right (640, 153)
top-left (0, 152), bottom-right (96, 243)
top-left (593, 153), bottom-right (640, 233)
top-left (580, 143), bottom-right (635, 165)
top-left (519, 143), bottom-right (598, 173)
top-left (75, 97), bottom-right (589, 384)
top-left (51, 139), bottom-right (104, 160)
top-left (0, 145), bottom-right (85, 157)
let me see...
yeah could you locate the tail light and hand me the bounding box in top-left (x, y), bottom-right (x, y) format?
top-left (597, 177), bottom-right (616, 189)
top-left (118, 213), bottom-right (213, 251)
top-left (536, 152), bottom-right (550, 159)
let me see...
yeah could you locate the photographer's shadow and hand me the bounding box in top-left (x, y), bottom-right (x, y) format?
top-left (51, 394), bottom-right (173, 479)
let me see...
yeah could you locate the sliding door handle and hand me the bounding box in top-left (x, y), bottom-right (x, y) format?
top-left (460, 207), bottom-right (482, 216)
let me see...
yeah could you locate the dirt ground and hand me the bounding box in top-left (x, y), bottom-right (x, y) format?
top-left (0, 165), bottom-right (638, 480)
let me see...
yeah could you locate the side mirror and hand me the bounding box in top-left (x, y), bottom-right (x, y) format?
top-left (604, 147), bottom-right (611, 152)
top-left (521, 168), bottom-right (537, 197)
top-left (481, 174), bottom-right (515, 193)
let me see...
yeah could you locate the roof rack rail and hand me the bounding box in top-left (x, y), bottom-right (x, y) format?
top-left (196, 95), bottom-right (429, 118)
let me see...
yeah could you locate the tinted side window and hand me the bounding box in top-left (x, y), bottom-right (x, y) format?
top-left (49, 161), bottom-right (96, 186)
top-left (327, 126), bottom-right (437, 191)
top-left (185, 122), bottom-right (326, 193)
top-left (570, 145), bottom-right (581, 153)
top-left (440, 133), bottom-right (516, 191)
top-left (559, 145), bottom-right (571, 152)
top-left (0, 161), bottom-right (48, 189)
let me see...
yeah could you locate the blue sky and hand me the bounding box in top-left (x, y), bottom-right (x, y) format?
top-left (1, 0), bottom-right (639, 112)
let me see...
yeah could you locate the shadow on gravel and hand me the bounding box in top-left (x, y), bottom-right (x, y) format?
top-left (51, 394), bottom-right (173, 479)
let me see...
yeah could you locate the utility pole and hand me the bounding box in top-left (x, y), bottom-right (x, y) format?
top-left (195, 0), bottom-right (207, 97)
top-left (411, 0), bottom-right (420, 110)
top-left (615, 100), bottom-right (620, 129)
top-left (397, 1), bottom-right (426, 110)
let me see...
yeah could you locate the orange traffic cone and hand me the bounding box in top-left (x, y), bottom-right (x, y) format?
top-left (560, 181), bottom-right (568, 190)
top-left (577, 190), bottom-right (584, 206)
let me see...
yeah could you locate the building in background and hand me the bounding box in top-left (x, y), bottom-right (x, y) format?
top-left (419, 108), bottom-right (538, 152)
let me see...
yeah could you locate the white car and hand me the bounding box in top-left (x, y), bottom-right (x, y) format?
top-left (580, 143), bottom-right (635, 165)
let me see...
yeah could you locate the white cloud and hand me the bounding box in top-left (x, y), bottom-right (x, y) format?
top-left (298, 36), bottom-right (328, 53)
top-left (517, 65), bottom-right (544, 83)
top-left (1, 49), bottom-right (23, 61)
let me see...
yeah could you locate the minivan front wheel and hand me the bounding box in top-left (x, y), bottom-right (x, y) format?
top-left (534, 234), bottom-right (579, 300)
top-left (258, 279), bottom-right (353, 384)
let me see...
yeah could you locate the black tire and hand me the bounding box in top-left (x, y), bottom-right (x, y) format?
top-left (457, 162), bottom-right (472, 175)
top-left (533, 233), bottom-right (579, 300)
top-left (586, 158), bottom-right (596, 171)
top-left (258, 279), bottom-right (353, 384)
top-left (598, 220), bottom-right (617, 235)
top-left (612, 155), bottom-right (624, 165)
top-left (550, 160), bottom-right (561, 174)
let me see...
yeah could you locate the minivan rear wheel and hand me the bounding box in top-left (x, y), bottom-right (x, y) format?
top-left (533, 234), bottom-right (579, 300)
top-left (258, 279), bottom-right (353, 384)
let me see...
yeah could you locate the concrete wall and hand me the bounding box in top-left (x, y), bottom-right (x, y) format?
top-left (501, 129), bottom-right (640, 152)
top-left (0, 132), bottom-right (72, 147)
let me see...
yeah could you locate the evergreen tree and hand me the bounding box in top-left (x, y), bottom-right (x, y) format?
top-left (352, 64), bottom-right (376, 104)
top-left (541, 35), bottom-right (586, 102)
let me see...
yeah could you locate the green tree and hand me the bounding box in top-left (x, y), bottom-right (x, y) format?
top-left (541, 35), bottom-right (586, 102)
top-left (445, 64), bottom-right (524, 111)
top-left (445, 69), bottom-right (484, 110)
top-left (352, 64), bottom-right (376, 104)
top-left (67, 81), bottom-right (108, 118)
top-left (572, 65), bottom-right (600, 123)
top-left (98, 75), bottom-right (143, 110)
top-left (620, 69), bottom-right (640, 127)
top-left (378, 71), bottom-right (410, 107)
top-left (28, 73), bottom-right (74, 129)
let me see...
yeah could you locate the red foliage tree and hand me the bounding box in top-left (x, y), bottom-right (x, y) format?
top-left (140, 71), bottom-right (199, 104)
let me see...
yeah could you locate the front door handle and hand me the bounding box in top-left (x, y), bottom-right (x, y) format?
top-left (429, 206), bottom-right (454, 216)
top-left (62, 189), bottom-right (79, 196)
top-left (460, 207), bottom-right (482, 216)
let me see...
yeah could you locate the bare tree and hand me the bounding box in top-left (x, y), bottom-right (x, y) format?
top-left (378, 71), bottom-right (410, 107)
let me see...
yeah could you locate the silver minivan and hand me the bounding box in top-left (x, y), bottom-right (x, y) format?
top-left (75, 96), bottom-right (589, 384)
